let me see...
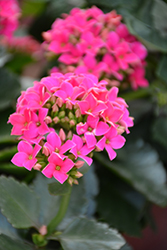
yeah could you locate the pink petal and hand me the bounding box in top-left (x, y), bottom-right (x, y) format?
top-left (18, 141), bottom-right (33, 154)
top-left (32, 144), bottom-right (42, 157)
top-left (85, 132), bottom-right (97, 148)
top-left (39, 108), bottom-right (49, 121)
top-left (24, 159), bottom-right (37, 171)
top-left (42, 163), bottom-right (55, 178)
top-left (11, 152), bottom-right (27, 167)
top-left (95, 121), bottom-right (110, 136)
top-left (96, 136), bottom-right (106, 151)
top-left (53, 171), bottom-right (68, 184)
top-left (92, 102), bottom-right (107, 115)
top-left (105, 144), bottom-right (117, 161)
top-left (47, 132), bottom-right (61, 149)
top-left (60, 140), bottom-right (75, 154)
top-left (110, 135), bottom-right (126, 149)
top-left (79, 155), bottom-right (93, 166)
top-left (78, 100), bottom-right (89, 114)
top-left (61, 158), bottom-right (74, 173)
top-left (80, 144), bottom-right (94, 156)
top-left (71, 135), bottom-right (83, 149)
top-left (48, 152), bottom-right (63, 166)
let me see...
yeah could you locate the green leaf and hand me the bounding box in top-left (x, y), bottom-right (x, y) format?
top-left (0, 235), bottom-right (34, 250)
top-left (152, 116), bottom-right (167, 149)
top-left (0, 68), bottom-right (20, 110)
top-left (124, 0), bottom-right (167, 52)
top-left (57, 177), bottom-right (88, 231)
top-left (48, 180), bottom-right (71, 196)
top-left (157, 55), bottom-right (167, 82)
top-left (0, 146), bottom-right (17, 162)
top-left (21, 0), bottom-right (48, 17)
top-left (0, 211), bottom-right (20, 239)
top-left (0, 176), bottom-right (40, 229)
top-left (58, 217), bottom-right (125, 250)
top-left (32, 174), bottom-right (61, 226)
top-left (0, 108), bottom-right (15, 144)
top-left (95, 140), bottom-right (167, 207)
top-left (0, 163), bottom-right (28, 176)
top-left (96, 167), bottom-right (145, 236)
top-left (152, 0), bottom-right (167, 37)
top-left (83, 165), bottom-right (99, 217)
top-left (87, 0), bottom-right (138, 10)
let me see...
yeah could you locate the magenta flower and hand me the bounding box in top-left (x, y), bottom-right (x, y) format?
top-left (78, 93), bottom-right (107, 117)
top-left (44, 131), bottom-right (75, 158)
top-left (8, 109), bottom-right (32, 135)
top-left (70, 135), bottom-right (93, 166)
top-left (42, 152), bottom-right (74, 184)
top-left (96, 127), bottom-right (126, 160)
top-left (12, 141), bottom-right (41, 170)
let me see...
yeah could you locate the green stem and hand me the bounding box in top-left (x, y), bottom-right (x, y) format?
top-left (47, 186), bottom-right (72, 235)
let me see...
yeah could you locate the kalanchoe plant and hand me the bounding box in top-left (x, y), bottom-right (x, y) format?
top-left (8, 73), bottom-right (133, 185)
top-left (42, 6), bottom-right (148, 90)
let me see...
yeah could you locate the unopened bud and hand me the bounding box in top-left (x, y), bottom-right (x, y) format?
top-left (70, 120), bottom-right (76, 126)
top-left (67, 130), bottom-right (73, 139)
top-left (68, 176), bottom-right (73, 186)
top-left (75, 160), bottom-right (84, 169)
top-left (68, 111), bottom-right (74, 119)
top-left (59, 111), bottom-right (65, 119)
top-left (75, 171), bottom-right (83, 178)
top-left (75, 109), bottom-right (81, 118)
top-left (42, 146), bottom-right (50, 156)
top-left (44, 116), bottom-right (52, 124)
top-left (34, 163), bottom-right (42, 171)
top-left (39, 225), bottom-right (47, 236)
top-left (56, 97), bottom-right (63, 107)
top-left (52, 103), bottom-right (59, 112)
top-left (95, 146), bottom-right (102, 152)
top-left (50, 95), bottom-right (56, 103)
top-left (59, 128), bottom-right (66, 141)
top-left (66, 101), bottom-right (73, 110)
top-left (64, 116), bottom-right (69, 122)
top-left (73, 179), bottom-right (79, 185)
top-left (53, 117), bottom-right (59, 124)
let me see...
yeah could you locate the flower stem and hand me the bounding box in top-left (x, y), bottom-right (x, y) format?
top-left (47, 185), bottom-right (72, 235)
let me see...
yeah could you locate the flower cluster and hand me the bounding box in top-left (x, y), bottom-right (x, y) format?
top-left (0, 35), bottom-right (43, 59)
top-left (42, 6), bottom-right (148, 90)
top-left (0, 0), bottom-right (20, 38)
top-left (9, 73), bottom-right (133, 184)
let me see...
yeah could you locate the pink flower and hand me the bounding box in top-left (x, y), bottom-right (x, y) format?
top-left (0, 0), bottom-right (20, 37)
top-left (44, 131), bottom-right (75, 158)
top-left (70, 135), bottom-right (93, 166)
top-left (42, 152), bottom-right (74, 184)
top-left (12, 141), bottom-right (41, 170)
top-left (78, 92), bottom-right (107, 117)
top-left (96, 126), bottom-right (126, 160)
top-left (8, 109), bottom-right (32, 135)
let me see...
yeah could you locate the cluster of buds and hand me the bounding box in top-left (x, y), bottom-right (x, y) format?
top-left (0, 0), bottom-right (20, 38)
top-left (8, 73), bottom-right (133, 184)
top-left (43, 6), bottom-right (148, 90)
top-left (0, 35), bottom-right (43, 59)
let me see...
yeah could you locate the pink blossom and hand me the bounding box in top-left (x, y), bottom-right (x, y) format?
top-left (44, 131), bottom-right (75, 158)
top-left (70, 135), bottom-right (93, 166)
top-left (42, 152), bottom-right (74, 184)
top-left (96, 126), bottom-right (126, 160)
top-left (12, 141), bottom-right (41, 170)
top-left (0, 0), bottom-right (20, 37)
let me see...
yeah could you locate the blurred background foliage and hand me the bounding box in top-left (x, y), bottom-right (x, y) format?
top-left (0, 0), bottom-right (167, 249)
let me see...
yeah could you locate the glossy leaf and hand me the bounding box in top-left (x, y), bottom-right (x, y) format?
top-left (94, 140), bottom-right (167, 207)
top-left (0, 108), bottom-right (15, 144)
top-left (0, 176), bottom-right (40, 229)
top-left (0, 68), bottom-right (20, 110)
top-left (58, 217), bottom-right (125, 250)
top-left (0, 211), bottom-right (20, 239)
top-left (152, 117), bottom-right (167, 149)
top-left (32, 174), bottom-right (61, 226)
top-left (0, 235), bottom-right (34, 250)
top-left (157, 55), bottom-right (167, 82)
top-left (96, 167), bottom-right (145, 236)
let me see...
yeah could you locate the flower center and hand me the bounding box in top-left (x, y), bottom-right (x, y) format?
top-left (106, 139), bottom-right (110, 144)
top-left (77, 151), bottom-right (80, 155)
top-left (55, 148), bottom-right (59, 153)
top-left (56, 166), bottom-right (61, 171)
top-left (28, 155), bottom-right (33, 160)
